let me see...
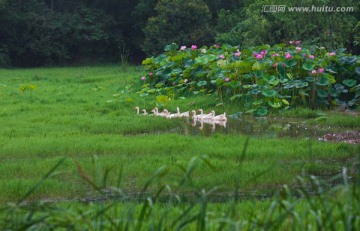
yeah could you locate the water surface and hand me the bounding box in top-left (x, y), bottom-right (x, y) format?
top-left (181, 116), bottom-right (352, 140)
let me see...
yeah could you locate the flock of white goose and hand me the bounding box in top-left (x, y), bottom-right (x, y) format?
top-left (134, 106), bottom-right (227, 129)
top-left (134, 106), bottom-right (227, 121)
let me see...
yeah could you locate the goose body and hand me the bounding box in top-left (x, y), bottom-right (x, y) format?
top-left (198, 109), bottom-right (213, 120)
top-left (141, 109), bottom-right (148, 115)
top-left (191, 110), bottom-right (203, 120)
top-left (212, 111), bottom-right (227, 121)
top-left (151, 107), bottom-right (167, 117)
top-left (177, 107), bottom-right (190, 118)
top-left (162, 109), bottom-right (178, 119)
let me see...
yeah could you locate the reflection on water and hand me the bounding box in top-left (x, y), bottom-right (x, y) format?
top-left (181, 116), bottom-right (348, 139)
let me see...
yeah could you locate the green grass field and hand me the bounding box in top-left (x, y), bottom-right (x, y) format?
top-left (0, 66), bottom-right (359, 202)
top-left (0, 66), bottom-right (359, 230)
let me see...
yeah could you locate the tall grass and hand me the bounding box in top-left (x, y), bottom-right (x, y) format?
top-left (1, 152), bottom-right (359, 230)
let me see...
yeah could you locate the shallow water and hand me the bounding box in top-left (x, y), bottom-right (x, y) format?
top-left (180, 116), bottom-right (351, 140)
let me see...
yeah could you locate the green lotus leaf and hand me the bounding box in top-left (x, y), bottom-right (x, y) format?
top-left (262, 89), bottom-right (278, 98)
top-left (316, 76), bottom-right (330, 86)
top-left (322, 73), bottom-right (336, 84)
top-left (170, 68), bottom-right (182, 76)
top-left (184, 59), bottom-right (195, 68)
top-left (256, 107), bottom-right (268, 116)
top-left (230, 94), bottom-right (243, 101)
top-left (142, 57), bottom-right (154, 65)
top-left (317, 89), bottom-right (328, 98)
top-left (155, 83), bottom-right (164, 88)
top-left (155, 54), bottom-right (167, 66)
top-left (252, 61), bottom-right (264, 71)
top-left (268, 101), bottom-right (282, 108)
top-left (233, 60), bottom-right (253, 68)
top-left (302, 62), bottom-right (315, 71)
top-left (285, 59), bottom-right (297, 68)
top-left (305, 77), bottom-right (315, 82)
top-left (217, 59), bottom-right (228, 68)
top-left (195, 56), bottom-right (209, 65)
top-left (355, 67), bottom-right (360, 75)
top-left (171, 53), bottom-right (187, 61)
top-left (343, 79), bottom-right (357, 87)
top-left (164, 43), bottom-right (178, 52)
top-left (340, 56), bottom-right (357, 65)
top-left (282, 99), bottom-right (289, 105)
top-left (294, 80), bottom-right (308, 88)
top-left (299, 90), bottom-right (309, 96)
top-left (264, 75), bottom-right (279, 86)
top-left (197, 80), bottom-right (207, 87)
top-left (210, 80), bottom-right (217, 85)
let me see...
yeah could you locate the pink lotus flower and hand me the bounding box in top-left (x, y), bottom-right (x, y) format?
top-left (311, 70), bottom-right (317, 74)
top-left (253, 52), bottom-right (263, 59)
top-left (309, 54), bottom-right (315, 59)
top-left (289, 40), bottom-right (294, 44)
top-left (272, 53), bottom-right (279, 57)
top-left (296, 40), bottom-right (301, 44)
top-left (180, 46), bottom-right (186, 51)
top-left (329, 52), bottom-right (336, 56)
top-left (273, 63), bottom-right (277, 68)
top-left (219, 54), bottom-right (225, 59)
top-left (261, 50), bottom-right (267, 55)
top-left (224, 78), bottom-right (230, 82)
top-left (296, 47), bottom-right (301, 52)
top-left (318, 68), bottom-right (324, 73)
top-left (191, 45), bottom-right (197, 50)
top-left (285, 53), bottom-right (292, 59)
top-left (141, 76), bottom-right (146, 81)
top-left (213, 44), bottom-right (220, 48)
top-left (234, 52), bottom-right (241, 57)
top-left (149, 72), bottom-right (153, 76)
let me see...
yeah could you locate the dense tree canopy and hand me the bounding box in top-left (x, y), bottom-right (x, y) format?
top-left (0, 0), bottom-right (358, 67)
top-left (143, 0), bottom-right (213, 55)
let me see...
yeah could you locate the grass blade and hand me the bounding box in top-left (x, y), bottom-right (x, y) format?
top-left (18, 157), bottom-right (66, 204)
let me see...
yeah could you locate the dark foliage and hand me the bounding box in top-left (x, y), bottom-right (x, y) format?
top-left (0, 0), bottom-right (358, 67)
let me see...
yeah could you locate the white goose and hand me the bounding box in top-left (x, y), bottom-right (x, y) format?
top-left (150, 107), bottom-right (167, 117)
top-left (198, 109), bottom-right (213, 120)
top-left (141, 109), bottom-right (148, 115)
top-left (134, 106), bottom-right (140, 115)
top-left (177, 107), bottom-right (190, 118)
top-left (211, 110), bottom-right (227, 122)
top-left (150, 107), bottom-right (157, 116)
top-left (191, 110), bottom-right (203, 120)
top-left (162, 109), bottom-right (178, 119)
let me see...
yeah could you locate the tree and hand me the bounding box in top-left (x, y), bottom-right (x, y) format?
top-left (0, 0), bottom-right (121, 67)
top-left (143, 0), bottom-right (213, 56)
top-left (214, 0), bottom-right (360, 52)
